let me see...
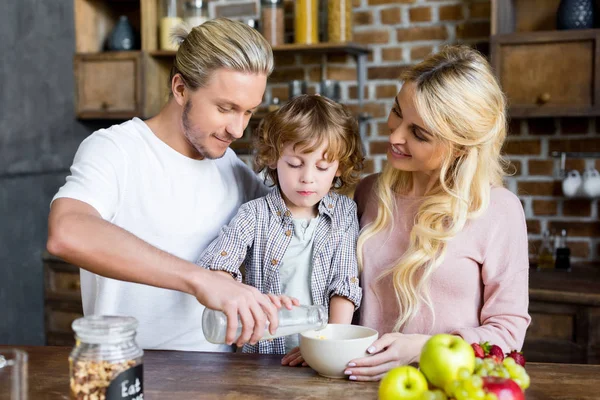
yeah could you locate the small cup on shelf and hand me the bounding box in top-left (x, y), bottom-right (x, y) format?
top-left (562, 170), bottom-right (582, 198)
top-left (582, 168), bottom-right (600, 198)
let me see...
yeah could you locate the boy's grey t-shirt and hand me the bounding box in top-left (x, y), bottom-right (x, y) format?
top-left (279, 216), bottom-right (319, 352)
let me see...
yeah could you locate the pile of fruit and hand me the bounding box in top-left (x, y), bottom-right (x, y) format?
top-left (378, 334), bottom-right (529, 400)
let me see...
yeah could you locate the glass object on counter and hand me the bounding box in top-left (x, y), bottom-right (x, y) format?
top-left (328, 0), bottom-right (352, 43)
top-left (160, 0), bottom-right (183, 51)
top-left (554, 229), bottom-right (571, 271)
top-left (295, 0), bottom-right (319, 44)
top-left (261, 0), bottom-right (285, 46)
top-left (70, 316), bottom-right (144, 400)
top-left (202, 304), bottom-right (327, 344)
top-left (0, 348), bottom-right (28, 400)
top-left (537, 230), bottom-right (555, 270)
top-left (183, 0), bottom-right (208, 29)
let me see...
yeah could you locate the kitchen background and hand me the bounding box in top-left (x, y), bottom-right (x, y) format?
top-left (1, 0), bottom-right (599, 349)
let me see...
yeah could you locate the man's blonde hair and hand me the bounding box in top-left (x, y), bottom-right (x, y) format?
top-left (170, 18), bottom-right (274, 89)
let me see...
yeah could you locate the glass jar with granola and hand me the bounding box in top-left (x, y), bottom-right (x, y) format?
top-left (69, 316), bottom-right (144, 400)
top-left (261, 0), bottom-right (285, 46)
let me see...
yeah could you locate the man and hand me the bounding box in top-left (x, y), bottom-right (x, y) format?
top-left (47, 19), bottom-right (280, 351)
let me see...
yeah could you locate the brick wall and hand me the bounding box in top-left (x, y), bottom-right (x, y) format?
top-left (214, 0), bottom-right (600, 263)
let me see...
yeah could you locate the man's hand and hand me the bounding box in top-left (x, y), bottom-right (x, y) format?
top-left (266, 293), bottom-right (300, 310)
top-left (281, 346), bottom-right (307, 367)
top-left (192, 270), bottom-right (280, 347)
top-left (214, 270), bottom-right (235, 280)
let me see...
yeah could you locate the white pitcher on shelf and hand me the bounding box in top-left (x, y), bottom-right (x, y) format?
top-left (582, 168), bottom-right (600, 198)
top-left (562, 170), bottom-right (582, 198)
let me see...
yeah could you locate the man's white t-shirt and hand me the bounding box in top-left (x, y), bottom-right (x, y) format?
top-left (52, 117), bottom-right (267, 351)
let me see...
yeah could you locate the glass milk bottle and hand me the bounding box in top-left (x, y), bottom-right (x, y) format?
top-left (160, 0), bottom-right (183, 51)
top-left (202, 304), bottom-right (327, 344)
top-left (69, 316), bottom-right (143, 400)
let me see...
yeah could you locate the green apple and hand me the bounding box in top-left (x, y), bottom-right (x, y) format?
top-left (419, 334), bottom-right (475, 391)
top-left (378, 365), bottom-right (428, 400)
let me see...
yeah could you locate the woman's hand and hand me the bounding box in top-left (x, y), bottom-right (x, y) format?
top-left (266, 294), bottom-right (300, 310)
top-left (281, 346), bottom-right (308, 367)
top-left (344, 333), bottom-right (430, 381)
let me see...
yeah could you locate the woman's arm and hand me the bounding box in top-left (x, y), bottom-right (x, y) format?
top-left (451, 190), bottom-right (531, 353)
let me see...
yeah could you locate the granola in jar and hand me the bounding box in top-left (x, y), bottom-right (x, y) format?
top-left (69, 316), bottom-right (143, 400)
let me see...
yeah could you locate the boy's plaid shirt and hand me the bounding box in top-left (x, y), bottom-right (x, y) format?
top-left (196, 186), bottom-right (362, 354)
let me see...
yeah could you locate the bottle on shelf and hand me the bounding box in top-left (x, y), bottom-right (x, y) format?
top-left (537, 230), bottom-right (555, 270)
top-left (202, 304), bottom-right (327, 344)
top-left (295, 0), bottom-right (319, 44)
top-left (160, 0), bottom-right (183, 51)
top-left (261, 0), bottom-right (285, 46)
top-left (328, 0), bottom-right (353, 43)
top-left (554, 229), bottom-right (571, 271)
top-left (183, 0), bottom-right (208, 29)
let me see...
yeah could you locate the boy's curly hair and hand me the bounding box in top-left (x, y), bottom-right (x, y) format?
top-left (254, 95), bottom-right (364, 192)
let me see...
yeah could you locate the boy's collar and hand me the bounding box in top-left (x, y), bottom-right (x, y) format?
top-left (265, 186), bottom-right (338, 220)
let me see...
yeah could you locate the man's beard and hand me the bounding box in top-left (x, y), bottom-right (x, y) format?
top-left (182, 99), bottom-right (228, 160)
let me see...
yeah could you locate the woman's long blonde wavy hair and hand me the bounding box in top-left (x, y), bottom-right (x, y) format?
top-left (356, 45), bottom-right (508, 332)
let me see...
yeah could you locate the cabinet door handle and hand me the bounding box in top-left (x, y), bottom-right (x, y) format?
top-left (537, 92), bottom-right (551, 105)
top-left (70, 281), bottom-right (81, 290)
top-left (101, 101), bottom-right (110, 110)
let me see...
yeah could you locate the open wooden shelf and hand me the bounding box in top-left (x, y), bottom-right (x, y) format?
top-left (73, 0), bottom-right (372, 121)
top-left (150, 42), bottom-right (371, 58)
top-left (492, 28), bottom-right (600, 44)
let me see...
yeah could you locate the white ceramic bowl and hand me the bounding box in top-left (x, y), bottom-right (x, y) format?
top-left (300, 324), bottom-right (379, 378)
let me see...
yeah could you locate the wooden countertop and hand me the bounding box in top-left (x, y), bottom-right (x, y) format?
top-left (19, 346), bottom-right (600, 399)
top-left (529, 265), bottom-right (600, 305)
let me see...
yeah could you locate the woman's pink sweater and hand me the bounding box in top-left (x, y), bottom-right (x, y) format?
top-left (355, 174), bottom-right (531, 353)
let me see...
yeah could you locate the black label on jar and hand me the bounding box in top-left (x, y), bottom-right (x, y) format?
top-left (106, 364), bottom-right (144, 400)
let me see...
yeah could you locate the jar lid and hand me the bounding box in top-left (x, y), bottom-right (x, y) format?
top-left (73, 315), bottom-right (138, 344)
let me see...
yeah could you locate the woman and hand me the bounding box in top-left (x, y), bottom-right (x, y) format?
top-left (345, 46), bottom-right (530, 381)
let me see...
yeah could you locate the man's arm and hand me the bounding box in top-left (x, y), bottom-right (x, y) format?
top-left (47, 198), bottom-right (279, 346)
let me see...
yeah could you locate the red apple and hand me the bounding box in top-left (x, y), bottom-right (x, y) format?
top-left (483, 377), bottom-right (525, 400)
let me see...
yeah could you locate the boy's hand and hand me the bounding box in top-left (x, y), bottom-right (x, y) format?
top-left (266, 293), bottom-right (300, 310)
top-left (281, 346), bottom-right (307, 367)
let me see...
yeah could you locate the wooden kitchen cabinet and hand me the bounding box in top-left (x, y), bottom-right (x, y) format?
top-left (73, 0), bottom-right (171, 120)
top-left (43, 251), bottom-right (82, 346)
top-left (75, 52), bottom-right (144, 119)
top-left (490, 0), bottom-right (600, 118)
top-left (525, 266), bottom-right (600, 364)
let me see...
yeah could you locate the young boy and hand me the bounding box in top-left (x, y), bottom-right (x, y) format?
top-left (197, 95), bottom-right (364, 363)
